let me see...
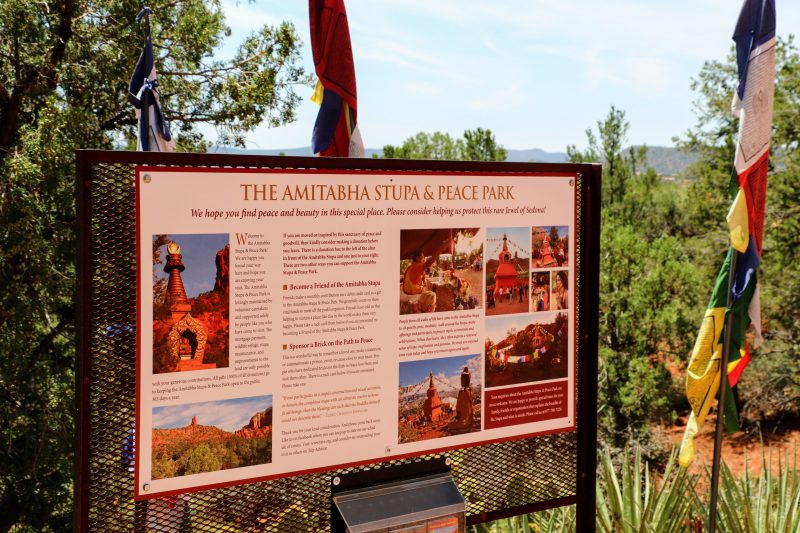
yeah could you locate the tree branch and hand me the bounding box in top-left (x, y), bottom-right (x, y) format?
top-left (99, 110), bottom-right (133, 131)
top-left (161, 52), bottom-right (265, 78)
top-left (0, 81), bottom-right (9, 109)
top-left (0, 0), bottom-right (74, 159)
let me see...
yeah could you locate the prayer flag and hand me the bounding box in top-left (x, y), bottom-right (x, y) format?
top-left (128, 6), bottom-right (175, 152)
top-left (679, 0), bottom-right (775, 468)
top-left (309, 0), bottom-right (364, 157)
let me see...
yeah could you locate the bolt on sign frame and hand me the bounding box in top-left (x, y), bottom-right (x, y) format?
top-left (75, 150), bottom-right (600, 532)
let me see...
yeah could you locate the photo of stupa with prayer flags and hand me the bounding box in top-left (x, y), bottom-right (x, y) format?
top-left (398, 354), bottom-right (481, 444)
top-left (485, 227), bottom-right (530, 316)
top-left (485, 313), bottom-right (568, 388)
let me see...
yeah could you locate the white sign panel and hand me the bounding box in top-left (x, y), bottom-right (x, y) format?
top-left (134, 168), bottom-right (576, 499)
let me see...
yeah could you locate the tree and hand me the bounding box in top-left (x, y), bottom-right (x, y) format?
top-left (548, 226), bottom-right (561, 248)
top-left (598, 222), bottom-right (698, 437)
top-left (0, 1), bottom-right (306, 530)
top-left (462, 127), bottom-right (507, 161)
top-left (567, 106), bottom-right (641, 212)
top-left (183, 443), bottom-right (222, 476)
top-left (381, 128), bottom-right (507, 161)
top-left (569, 106), bottom-right (701, 455)
top-left (512, 329), bottom-right (534, 358)
top-left (381, 131), bottom-right (465, 160)
top-left (153, 234), bottom-right (170, 320)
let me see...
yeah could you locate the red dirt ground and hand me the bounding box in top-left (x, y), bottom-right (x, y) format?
top-left (667, 414), bottom-right (800, 487)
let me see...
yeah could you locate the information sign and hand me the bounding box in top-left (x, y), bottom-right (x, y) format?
top-left (135, 168), bottom-right (578, 499)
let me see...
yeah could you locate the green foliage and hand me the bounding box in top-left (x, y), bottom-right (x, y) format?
top-left (272, 501), bottom-right (315, 533)
top-left (382, 131), bottom-right (466, 159)
top-left (463, 127), bottom-right (508, 161)
top-left (707, 450), bottom-right (800, 533)
top-left (153, 341), bottom-right (179, 374)
top-left (568, 106), bottom-right (637, 212)
top-left (569, 107), bottom-right (701, 452)
top-left (527, 506), bottom-right (575, 532)
top-left (0, 1), bottom-right (306, 530)
top-left (596, 447), bottom-right (698, 533)
top-left (477, 446), bottom-right (800, 532)
top-left (183, 443), bottom-right (223, 475)
top-left (511, 328), bottom-right (535, 358)
top-left (152, 431), bottom-right (272, 479)
top-left (381, 128), bottom-right (507, 161)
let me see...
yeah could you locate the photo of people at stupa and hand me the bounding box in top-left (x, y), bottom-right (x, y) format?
top-left (484, 313), bottom-right (568, 388)
top-left (398, 354), bottom-right (482, 444)
top-left (399, 228), bottom-right (483, 314)
top-left (532, 226), bottom-right (569, 268)
top-left (152, 233), bottom-right (230, 374)
top-left (485, 227), bottom-right (530, 316)
top-left (531, 272), bottom-right (551, 313)
top-left (551, 270), bottom-right (569, 311)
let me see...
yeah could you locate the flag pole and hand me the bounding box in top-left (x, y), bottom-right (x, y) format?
top-left (134, 3), bottom-right (151, 528)
top-left (707, 249), bottom-right (739, 533)
top-left (139, 1), bottom-right (151, 148)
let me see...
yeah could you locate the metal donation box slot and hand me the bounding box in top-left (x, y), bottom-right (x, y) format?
top-left (332, 473), bottom-right (466, 533)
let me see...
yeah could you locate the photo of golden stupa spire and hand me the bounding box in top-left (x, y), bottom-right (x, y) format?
top-left (398, 354), bottom-right (481, 444)
top-left (152, 234), bottom-right (230, 373)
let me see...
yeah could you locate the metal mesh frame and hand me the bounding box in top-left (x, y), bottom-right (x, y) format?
top-left (76, 150), bottom-right (600, 532)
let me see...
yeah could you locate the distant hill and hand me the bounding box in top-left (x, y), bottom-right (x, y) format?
top-left (505, 146), bottom-right (698, 177)
top-left (209, 145), bottom-right (697, 177)
top-left (634, 145), bottom-right (698, 177)
top-left (208, 145), bottom-right (383, 158)
top-left (504, 148), bottom-right (568, 163)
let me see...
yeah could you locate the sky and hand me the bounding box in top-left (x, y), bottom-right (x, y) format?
top-left (534, 226), bottom-right (569, 240)
top-left (452, 228), bottom-right (483, 256)
top-left (486, 227), bottom-right (530, 259)
top-left (153, 395), bottom-right (273, 432)
top-left (154, 233), bottom-right (228, 298)
top-left (206, 0), bottom-right (799, 153)
top-left (485, 312), bottom-right (563, 342)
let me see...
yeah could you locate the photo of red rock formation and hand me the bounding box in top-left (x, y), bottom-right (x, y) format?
top-left (398, 354), bottom-right (482, 444)
top-left (151, 396), bottom-right (273, 479)
top-left (152, 234), bottom-right (230, 374)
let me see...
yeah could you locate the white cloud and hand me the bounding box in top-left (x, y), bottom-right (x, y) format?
top-left (441, 355), bottom-right (482, 391)
top-left (482, 36), bottom-right (498, 53)
top-left (220, 0), bottom-right (285, 32)
top-left (356, 37), bottom-right (442, 72)
top-left (626, 56), bottom-right (670, 92)
top-left (584, 50), bottom-right (624, 88)
top-left (405, 82), bottom-right (444, 98)
top-left (470, 84), bottom-right (524, 111)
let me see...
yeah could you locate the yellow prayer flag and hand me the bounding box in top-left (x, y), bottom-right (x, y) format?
top-left (310, 80), bottom-right (325, 106)
top-left (726, 187), bottom-right (749, 253)
top-left (679, 306), bottom-right (725, 467)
